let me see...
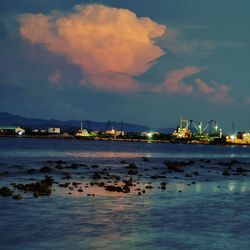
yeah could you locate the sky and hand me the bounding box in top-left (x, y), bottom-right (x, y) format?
top-left (0, 0), bottom-right (250, 132)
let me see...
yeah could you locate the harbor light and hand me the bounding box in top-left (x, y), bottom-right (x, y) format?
top-left (230, 135), bottom-right (236, 140)
top-left (147, 132), bottom-right (153, 139)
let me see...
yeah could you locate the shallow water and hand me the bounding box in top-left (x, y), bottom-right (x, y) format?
top-left (1, 138), bottom-right (250, 250)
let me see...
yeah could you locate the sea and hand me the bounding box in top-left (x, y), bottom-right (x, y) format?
top-left (0, 137), bottom-right (250, 250)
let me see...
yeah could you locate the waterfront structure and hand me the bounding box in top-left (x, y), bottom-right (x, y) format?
top-left (75, 122), bottom-right (97, 139)
top-left (104, 128), bottom-right (124, 137)
top-left (226, 132), bottom-right (250, 145)
top-left (48, 128), bottom-right (61, 134)
top-left (171, 118), bottom-right (224, 143)
top-left (172, 117), bottom-right (191, 139)
top-left (0, 126), bottom-right (25, 135)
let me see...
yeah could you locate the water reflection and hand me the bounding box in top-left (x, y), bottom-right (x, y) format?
top-left (228, 181), bottom-right (236, 192)
top-left (66, 151), bottom-right (145, 158)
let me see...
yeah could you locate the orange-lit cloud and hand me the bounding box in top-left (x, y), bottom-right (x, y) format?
top-left (156, 66), bottom-right (201, 94)
top-left (195, 78), bottom-right (232, 104)
top-left (19, 4), bottom-right (166, 92)
top-left (195, 78), bottom-right (214, 94)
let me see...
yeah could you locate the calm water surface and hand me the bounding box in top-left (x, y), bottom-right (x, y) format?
top-left (0, 138), bottom-right (250, 250)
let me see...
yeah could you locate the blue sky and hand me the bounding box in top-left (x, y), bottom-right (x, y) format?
top-left (0, 0), bottom-right (250, 132)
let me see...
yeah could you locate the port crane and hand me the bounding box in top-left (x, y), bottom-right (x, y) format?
top-left (191, 121), bottom-right (209, 136)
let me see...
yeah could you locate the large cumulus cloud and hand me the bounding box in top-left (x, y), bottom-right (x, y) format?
top-left (19, 4), bottom-right (166, 91)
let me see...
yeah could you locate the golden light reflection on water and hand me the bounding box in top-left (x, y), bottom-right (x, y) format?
top-left (66, 151), bottom-right (148, 158)
top-left (55, 181), bottom-right (150, 197)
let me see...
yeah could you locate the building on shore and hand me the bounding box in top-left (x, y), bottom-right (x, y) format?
top-left (0, 126), bottom-right (25, 135)
top-left (104, 128), bottom-right (125, 137)
top-left (48, 128), bottom-right (61, 134)
top-left (226, 132), bottom-right (250, 144)
top-left (171, 118), bottom-right (191, 139)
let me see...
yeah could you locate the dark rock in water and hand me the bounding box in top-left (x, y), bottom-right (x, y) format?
top-left (39, 166), bottom-right (52, 173)
top-left (205, 159), bottom-right (211, 163)
top-left (222, 170), bottom-right (230, 176)
top-left (230, 160), bottom-right (238, 165)
top-left (55, 164), bottom-right (64, 169)
top-left (192, 181), bottom-right (196, 184)
top-left (55, 160), bottom-right (66, 164)
top-left (98, 182), bottom-right (105, 187)
top-left (92, 173), bottom-right (102, 180)
top-left (123, 178), bottom-right (133, 186)
top-left (145, 185), bottom-right (153, 189)
top-left (72, 182), bottom-right (81, 187)
top-left (122, 184), bottom-right (130, 193)
top-left (236, 167), bottom-right (248, 173)
top-left (185, 173), bottom-right (192, 178)
top-left (62, 172), bottom-right (71, 180)
top-left (105, 185), bottom-right (123, 192)
top-left (0, 171), bottom-right (9, 176)
top-left (151, 175), bottom-right (166, 179)
top-left (105, 184), bottom-right (130, 193)
top-left (58, 183), bottom-right (70, 188)
top-left (218, 161), bottom-right (232, 167)
top-left (109, 174), bottom-right (121, 180)
top-left (80, 163), bottom-right (88, 168)
top-left (77, 188), bottom-right (83, 192)
top-left (91, 164), bottom-right (99, 168)
top-left (12, 165), bottom-right (24, 169)
top-left (128, 169), bottom-right (138, 175)
top-left (160, 181), bottom-right (167, 190)
top-left (142, 157), bottom-right (149, 162)
top-left (13, 194), bottom-right (22, 200)
top-left (166, 162), bottom-right (185, 172)
top-left (33, 192), bottom-right (39, 198)
top-left (138, 192), bottom-right (141, 196)
top-left (15, 176), bottom-right (53, 197)
top-left (42, 176), bottom-right (53, 186)
top-left (0, 187), bottom-right (12, 196)
top-left (142, 190), bottom-right (146, 193)
top-left (120, 160), bottom-right (127, 164)
top-left (193, 171), bottom-right (199, 176)
top-left (125, 163), bottom-right (138, 170)
top-left (27, 169), bottom-right (36, 175)
top-left (66, 163), bottom-right (79, 169)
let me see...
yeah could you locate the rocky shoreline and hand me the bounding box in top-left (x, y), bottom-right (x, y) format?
top-left (0, 157), bottom-right (249, 200)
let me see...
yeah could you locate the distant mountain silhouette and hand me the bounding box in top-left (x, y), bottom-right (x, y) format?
top-left (0, 112), bottom-right (173, 133)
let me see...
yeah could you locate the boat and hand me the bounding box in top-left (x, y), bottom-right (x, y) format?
top-left (74, 122), bottom-right (96, 140)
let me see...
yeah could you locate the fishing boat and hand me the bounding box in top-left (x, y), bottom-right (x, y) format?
top-left (74, 122), bottom-right (96, 140)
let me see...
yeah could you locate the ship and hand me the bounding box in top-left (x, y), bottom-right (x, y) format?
top-left (74, 122), bottom-right (97, 140)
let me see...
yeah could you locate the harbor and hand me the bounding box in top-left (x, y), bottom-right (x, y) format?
top-left (1, 116), bottom-right (250, 146)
